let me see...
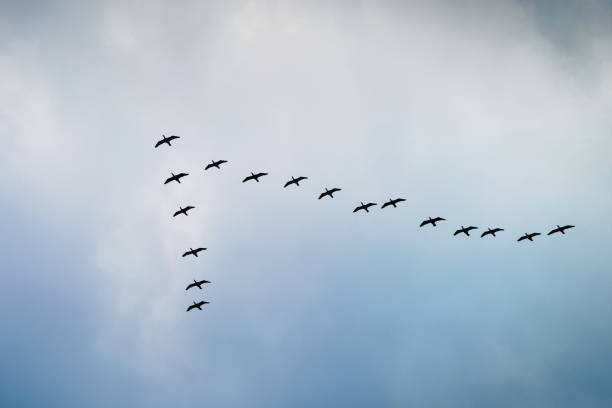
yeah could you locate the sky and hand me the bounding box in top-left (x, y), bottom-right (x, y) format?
top-left (1, 0), bottom-right (611, 406)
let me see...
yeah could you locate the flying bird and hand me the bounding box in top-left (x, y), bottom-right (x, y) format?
top-left (518, 232), bottom-right (541, 242)
top-left (173, 206), bottom-right (195, 217)
top-left (242, 172), bottom-right (268, 183)
top-left (419, 217), bottom-right (446, 227)
top-left (318, 187), bottom-right (341, 199)
top-left (454, 226), bottom-right (478, 236)
top-left (547, 224), bottom-right (575, 235)
top-left (381, 198), bottom-right (406, 209)
top-left (185, 279), bottom-right (211, 291)
top-left (284, 176), bottom-right (308, 188)
top-left (186, 300), bottom-right (209, 312)
top-left (353, 202), bottom-right (377, 213)
top-left (481, 227), bottom-right (504, 238)
top-left (164, 172), bottom-right (189, 184)
top-left (155, 134), bottom-right (180, 148)
top-left (182, 247), bottom-right (207, 257)
top-left (205, 159), bottom-right (228, 170)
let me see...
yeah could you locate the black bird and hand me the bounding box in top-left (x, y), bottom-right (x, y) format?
top-left (548, 224), bottom-right (575, 235)
top-left (318, 187), bottom-right (342, 199)
top-left (454, 226), bottom-right (478, 236)
top-left (182, 247), bottom-right (206, 257)
top-left (186, 300), bottom-right (209, 312)
top-left (173, 206), bottom-right (195, 217)
top-left (164, 172), bottom-right (189, 184)
top-left (481, 227), bottom-right (504, 238)
top-left (353, 202), bottom-right (377, 213)
top-left (419, 217), bottom-right (446, 227)
top-left (242, 172), bottom-right (268, 183)
top-left (381, 198), bottom-right (406, 209)
top-left (205, 159), bottom-right (228, 170)
top-left (284, 176), bottom-right (308, 188)
top-left (155, 134), bottom-right (180, 148)
top-left (185, 279), bottom-right (211, 291)
top-left (518, 232), bottom-right (541, 242)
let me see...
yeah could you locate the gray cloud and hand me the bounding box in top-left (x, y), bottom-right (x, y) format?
top-left (1, 1), bottom-right (611, 406)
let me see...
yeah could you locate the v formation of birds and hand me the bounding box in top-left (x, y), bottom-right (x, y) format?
top-left (155, 134), bottom-right (576, 312)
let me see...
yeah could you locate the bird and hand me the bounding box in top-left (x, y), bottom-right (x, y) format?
top-left (518, 232), bottom-right (541, 242)
top-left (173, 206), bottom-right (195, 217)
top-left (547, 224), bottom-right (575, 235)
top-left (381, 198), bottom-right (406, 209)
top-left (318, 187), bottom-right (342, 199)
top-left (284, 176), bottom-right (308, 188)
top-left (481, 227), bottom-right (504, 237)
top-left (205, 160), bottom-right (228, 170)
top-left (353, 202), bottom-right (377, 213)
top-left (419, 217), bottom-right (446, 227)
top-left (164, 172), bottom-right (189, 184)
top-left (242, 172), bottom-right (268, 183)
top-left (185, 279), bottom-right (211, 291)
top-left (454, 226), bottom-right (478, 236)
top-left (155, 134), bottom-right (180, 148)
top-left (182, 247), bottom-right (207, 257)
top-left (186, 300), bottom-right (209, 312)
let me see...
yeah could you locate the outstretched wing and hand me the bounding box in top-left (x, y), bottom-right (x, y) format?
top-left (419, 220), bottom-right (429, 227)
top-left (182, 251), bottom-right (190, 257)
top-left (353, 206), bottom-right (361, 213)
top-left (205, 163), bottom-right (214, 170)
top-left (547, 229), bottom-right (557, 235)
top-left (242, 175), bottom-right (253, 183)
top-left (284, 180), bottom-right (293, 188)
top-left (185, 283), bottom-right (195, 291)
top-left (155, 140), bottom-right (165, 148)
top-left (381, 202), bottom-right (390, 209)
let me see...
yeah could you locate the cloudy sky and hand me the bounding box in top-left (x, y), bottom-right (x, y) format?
top-left (1, 0), bottom-right (611, 406)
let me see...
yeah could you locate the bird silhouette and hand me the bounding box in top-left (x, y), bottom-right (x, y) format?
top-left (419, 217), bottom-right (446, 227)
top-left (173, 206), bottom-right (195, 217)
top-left (381, 198), bottom-right (406, 209)
top-left (454, 226), bottom-right (478, 236)
top-left (242, 172), bottom-right (268, 183)
top-left (547, 225), bottom-right (575, 235)
top-left (518, 232), bottom-right (541, 242)
top-left (481, 227), bottom-right (504, 237)
top-left (185, 279), bottom-right (211, 291)
top-left (155, 134), bottom-right (180, 148)
top-left (353, 202), bottom-right (377, 213)
top-left (182, 247), bottom-right (207, 257)
top-left (318, 188), bottom-right (341, 199)
top-left (164, 172), bottom-right (189, 184)
top-left (284, 176), bottom-right (308, 188)
top-left (205, 160), bottom-right (228, 170)
top-left (186, 300), bottom-right (209, 312)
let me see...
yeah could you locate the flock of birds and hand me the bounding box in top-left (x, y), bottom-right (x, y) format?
top-left (155, 134), bottom-right (576, 312)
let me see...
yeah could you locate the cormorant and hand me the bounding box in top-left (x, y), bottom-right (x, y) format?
top-left (481, 227), bottom-right (504, 237)
top-left (182, 247), bottom-right (207, 257)
top-left (284, 176), bottom-right (308, 188)
top-left (186, 300), bottom-right (209, 312)
top-left (155, 134), bottom-right (180, 148)
top-left (353, 202), bottom-right (377, 213)
top-left (186, 279), bottom-right (211, 291)
top-left (173, 206), bottom-right (195, 217)
top-left (205, 160), bottom-right (228, 170)
top-left (419, 217), bottom-right (445, 227)
top-left (242, 172), bottom-right (268, 183)
top-left (454, 226), bottom-right (478, 236)
top-left (381, 198), bottom-right (406, 209)
top-left (164, 172), bottom-right (189, 184)
top-left (518, 232), bottom-right (541, 242)
top-left (548, 225), bottom-right (575, 235)
top-left (318, 188), bottom-right (341, 199)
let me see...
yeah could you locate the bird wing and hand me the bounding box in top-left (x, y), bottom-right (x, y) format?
top-left (169, 135), bottom-right (179, 141)
top-left (480, 231), bottom-right (488, 237)
top-left (518, 236), bottom-right (525, 241)
top-left (242, 175), bottom-right (252, 182)
top-left (318, 192), bottom-right (326, 199)
top-left (381, 202), bottom-right (390, 208)
top-left (547, 229), bottom-right (557, 235)
top-left (185, 283), bottom-right (195, 291)
top-left (182, 251), bottom-right (190, 257)
top-left (259, 172), bottom-right (269, 177)
top-left (205, 163), bottom-right (213, 170)
top-left (353, 207), bottom-right (361, 212)
top-left (186, 305), bottom-right (194, 311)
top-left (397, 198), bottom-right (406, 202)
top-left (219, 160), bottom-right (227, 165)
top-left (453, 230), bottom-right (461, 236)
top-left (155, 140), bottom-right (164, 148)
top-left (468, 226), bottom-right (477, 231)
top-left (419, 220), bottom-right (429, 227)
top-left (433, 217), bottom-right (445, 222)
top-left (173, 210), bottom-right (181, 217)
top-left (297, 176), bottom-right (307, 182)
top-left (283, 180), bottom-right (292, 188)
top-left (164, 177), bottom-right (172, 184)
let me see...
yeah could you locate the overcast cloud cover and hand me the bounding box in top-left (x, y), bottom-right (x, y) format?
top-left (1, 0), bottom-right (611, 406)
